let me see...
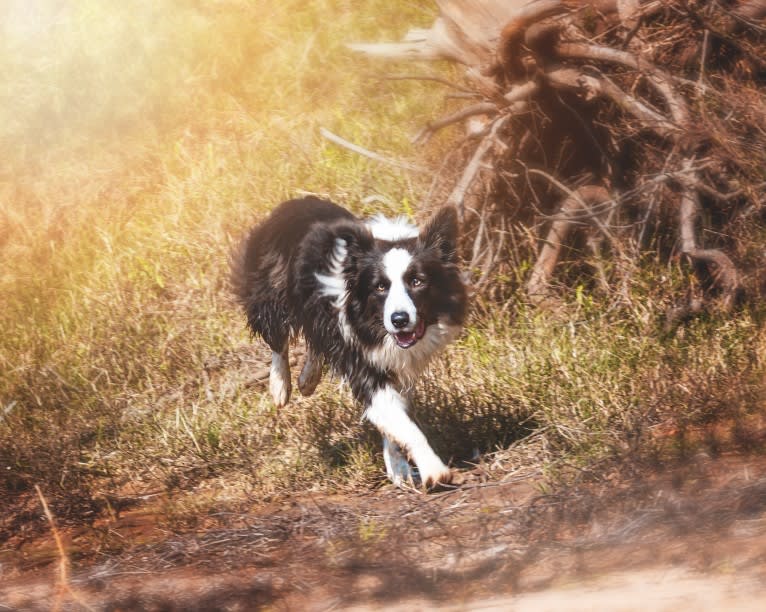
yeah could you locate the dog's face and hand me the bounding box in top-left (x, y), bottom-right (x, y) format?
top-left (347, 206), bottom-right (467, 351)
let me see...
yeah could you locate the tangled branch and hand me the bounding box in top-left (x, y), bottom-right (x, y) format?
top-left (351, 0), bottom-right (765, 311)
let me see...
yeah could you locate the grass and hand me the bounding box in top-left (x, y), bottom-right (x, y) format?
top-left (2, 0), bottom-right (766, 530)
top-left (0, 0), bottom-right (450, 513)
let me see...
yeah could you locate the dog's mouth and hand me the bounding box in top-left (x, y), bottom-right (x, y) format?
top-left (393, 318), bottom-right (426, 349)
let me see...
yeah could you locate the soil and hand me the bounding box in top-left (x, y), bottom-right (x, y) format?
top-left (2, 453), bottom-right (766, 611)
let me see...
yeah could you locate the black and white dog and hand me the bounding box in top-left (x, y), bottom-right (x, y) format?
top-left (232, 197), bottom-right (467, 488)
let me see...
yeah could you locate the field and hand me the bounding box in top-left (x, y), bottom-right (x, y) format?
top-left (2, 1), bottom-right (766, 609)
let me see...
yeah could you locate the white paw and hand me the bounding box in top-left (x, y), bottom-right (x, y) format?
top-left (269, 349), bottom-right (291, 407)
top-left (269, 371), bottom-right (291, 407)
top-left (416, 457), bottom-right (453, 490)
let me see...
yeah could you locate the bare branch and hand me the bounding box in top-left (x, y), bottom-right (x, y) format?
top-left (527, 185), bottom-right (611, 303)
top-left (413, 102), bottom-right (499, 145)
top-left (503, 80), bottom-right (541, 106)
top-left (545, 67), bottom-right (678, 137)
top-left (319, 127), bottom-right (427, 172)
top-left (678, 160), bottom-right (741, 311)
top-left (350, 1), bottom-right (759, 312)
top-left (554, 42), bottom-right (688, 126)
top-left (447, 116), bottom-right (510, 220)
top-left (347, 17), bottom-right (481, 64)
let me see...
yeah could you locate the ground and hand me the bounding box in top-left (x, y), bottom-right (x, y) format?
top-left (2, 453), bottom-right (766, 611)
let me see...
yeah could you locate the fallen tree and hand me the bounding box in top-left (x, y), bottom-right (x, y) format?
top-left (349, 0), bottom-right (766, 312)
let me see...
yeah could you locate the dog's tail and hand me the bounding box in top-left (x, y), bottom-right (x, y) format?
top-left (228, 232), bottom-right (252, 307)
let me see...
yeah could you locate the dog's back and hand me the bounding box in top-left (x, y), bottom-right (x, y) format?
top-left (232, 197), bottom-right (355, 350)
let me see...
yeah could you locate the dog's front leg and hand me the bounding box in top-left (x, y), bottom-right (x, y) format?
top-left (365, 386), bottom-right (451, 489)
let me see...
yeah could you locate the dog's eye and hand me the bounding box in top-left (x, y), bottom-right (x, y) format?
top-left (375, 282), bottom-right (387, 293)
top-left (411, 277), bottom-right (425, 288)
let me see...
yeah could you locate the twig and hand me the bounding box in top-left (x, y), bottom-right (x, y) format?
top-left (698, 29), bottom-right (710, 95)
top-left (35, 485), bottom-right (69, 612)
top-left (477, 211), bottom-right (503, 289)
top-left (383, 73), bottom-right (475, 94)
top-left (446, 116), bottom-right (510, 220)
top-left (678, 159), bottom-right (741, 311)
top-left (423, 136), bottom-right (474, 208)
top-left (637, 147), bottom-right (680, 248)
top-left (469, 204), bottom-right (488, 271)
top-left (622, 14), bottom-right (644, 49)
top-left (319, 127), bottom-right (426, 172)
top-left (413, 102), bottom-right (499, 145)
top-left (692, 180), bottom-right (764, 203)
top-left (35, 485), bottom-right (96, 612)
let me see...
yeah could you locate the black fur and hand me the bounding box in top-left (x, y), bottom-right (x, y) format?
top-left (232, 197), bottom-right (355, 350)
top-left (233, 197), bottom-right (467, 405)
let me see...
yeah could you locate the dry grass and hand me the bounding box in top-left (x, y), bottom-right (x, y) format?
top-left (1, 0), bottom-right (765, 537)
top-left (0, 0), bottom-right (445, 518)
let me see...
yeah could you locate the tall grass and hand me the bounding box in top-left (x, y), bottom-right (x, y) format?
top-left (0, 0), bottom-right (444, 507)
top-left (1, 0), bottom-right (765, 523)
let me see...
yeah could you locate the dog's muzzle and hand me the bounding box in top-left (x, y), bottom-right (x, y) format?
top-left (391, 316), bottom-right (425, 348)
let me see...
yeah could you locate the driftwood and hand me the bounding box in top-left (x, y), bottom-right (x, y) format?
top-left (527, 185), bottom-right (611, 303)
top-left (350, 0), bottom-right (766, 311)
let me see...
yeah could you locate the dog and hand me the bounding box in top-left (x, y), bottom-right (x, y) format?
top-left (232, 197), bottom-right (467, 488)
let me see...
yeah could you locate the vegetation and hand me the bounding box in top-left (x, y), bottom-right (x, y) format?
top-left (351, 0), bottom-right (766, 314)
top-left (1, 0), bottom-right (765, 536)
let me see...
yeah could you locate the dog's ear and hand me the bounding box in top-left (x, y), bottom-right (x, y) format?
top-left (299, 220), bottom-right (374, 303)
top-left (335, 222), bottom-right (373, 257)
top-left (419, 205), bottom-right (459, 264)
top-left (325, 221), bottom-right (375, 277)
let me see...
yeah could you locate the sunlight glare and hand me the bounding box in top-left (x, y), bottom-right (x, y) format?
top-left (3, 0), bottom-right (65, 42)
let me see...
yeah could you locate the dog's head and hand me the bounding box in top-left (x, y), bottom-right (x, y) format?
top-left (355, 206), bottom-right (467, 349)
top-left (306, 207), bottom-right (462, 368)
top-left (302, 205), bottom-right (467, 373)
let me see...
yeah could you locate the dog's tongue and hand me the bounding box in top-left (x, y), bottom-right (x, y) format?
top-left (394, 318), bottom-right (425, 348)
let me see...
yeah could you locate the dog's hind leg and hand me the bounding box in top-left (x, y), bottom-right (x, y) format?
top-left (382, 435), bottom-right (414, 487)
top-left (297, 347), bottom-right (323, 397)
top-left (269, 342), bottom-right (292, 407)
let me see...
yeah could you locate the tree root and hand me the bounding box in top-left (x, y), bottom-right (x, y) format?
top-left (349, 0), bottom-right (762, 312)
top-left (447, 115), bottom-right (511, 220)
top-left (678, 161), bottom-right (742, 312)
top-left (527, 185), bottom-right (611, 304)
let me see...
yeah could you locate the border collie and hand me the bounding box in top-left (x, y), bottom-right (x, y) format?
top-left (232, 197), bottom-right (467, 488)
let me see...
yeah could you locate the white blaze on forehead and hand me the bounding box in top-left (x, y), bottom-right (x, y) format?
top-left (382, 247), bottom-right (416, 334)
top-left (366, 215), bottom-right (418, 242)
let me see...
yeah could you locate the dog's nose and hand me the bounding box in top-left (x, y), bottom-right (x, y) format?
top-left (390, 311), bottom-right (410, 329)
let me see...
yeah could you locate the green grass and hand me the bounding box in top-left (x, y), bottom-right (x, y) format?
top-left (2, 0), bottom-right (765, 524)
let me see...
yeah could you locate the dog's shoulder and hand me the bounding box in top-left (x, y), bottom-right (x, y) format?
top-left (293, 216), bottom-right (373, 281)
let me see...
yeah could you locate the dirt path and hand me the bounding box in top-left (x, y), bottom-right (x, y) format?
top-left (2, 455), bottom-right (766, 610)
top-left (360, 567), bottom-right (766, 611)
